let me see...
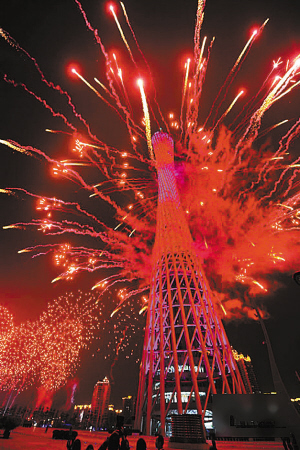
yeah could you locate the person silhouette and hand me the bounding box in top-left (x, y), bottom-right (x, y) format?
top-left (155, 434), bottom-right (164, 450)
top-left (136, 437), bottom-right (146, 450)
top-left (72, 439), bottom-right (82, 450)
top-left (98, 437), bottom-right (109, 450)
top-left (3, 429), bottom-right (10, 439)
top-left (67, 427), bottom-right (76, 449)
top-left (120, 434), bottom-right (130, 450)
top-left (108, 430), bottom-right (121, 450)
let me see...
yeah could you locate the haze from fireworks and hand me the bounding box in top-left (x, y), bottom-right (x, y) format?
top-left (1, 0), bottom-right (300, 386)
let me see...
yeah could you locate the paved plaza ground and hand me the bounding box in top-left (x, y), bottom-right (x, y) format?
top-left (0, 427), bottom-right (286, 450)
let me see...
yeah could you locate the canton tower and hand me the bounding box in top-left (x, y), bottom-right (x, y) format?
top-left (135, 132), bottom-right (248, 435)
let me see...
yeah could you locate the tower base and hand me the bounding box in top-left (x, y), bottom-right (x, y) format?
top-left (168, 443), bottom-right (210, 450)
top-left (169, 414), bottom-right (208, 449)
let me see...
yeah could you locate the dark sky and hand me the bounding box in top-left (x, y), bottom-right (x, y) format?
top-left (1, 0), bottom-right (300, 409)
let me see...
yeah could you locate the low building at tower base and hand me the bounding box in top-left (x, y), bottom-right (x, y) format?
top-left (211, 394), bottom-right (290, 439)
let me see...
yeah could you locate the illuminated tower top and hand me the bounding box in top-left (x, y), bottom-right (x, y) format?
top-left (152, 131), bottom-right (193, 257)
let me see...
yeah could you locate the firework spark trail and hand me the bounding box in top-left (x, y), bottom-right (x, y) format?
top-left (180, 58), bottom-right (191, 140)
top-left (238, 56), bottom-right (300, 151)
top-left (138, 79), bottom-right (154, 160)
top-left (3, 75), bottom-right (77, 132)
top-left (0, 29), bottom-right (101, 142)
top-left (112, 53), bottom-right (134, 115)
top-left (196, 36), bottom-right (207, 76)
top-left (109, 326), bottom-right (128, 383)
top-left (104, 297), bottom-right (144, 366)
top-left (8, 195), bottom-right (152, 288)
top-left (204, 20), bottom-right (269, 130)
top-left (231, 58), bottom-right (283, 135)
top-left (72, 68), bottom-right (114, 110)
top-left (211, 89), bottom-right (244, 133)
top-left (93, 73), bottom-right (141, 131)
top-left (74, 0), bottom-right (145, 158)
top-left (3, 3), bottom-right (156, 228)
top-left (262, 119), bottom-right (300, 201)
top-left (193, 0), bottom-right (206, 64)
top-left (2, 188), bottom-right (113, 233)
top-left (218, 57), bottom-right (300, 201)
top-left (186, 36), bottom-right (214, 145)
top-left (0, 140), bottom-right (59, 163)
top-left (119, 2), bottom-right (141, 68)
top-left (236, 117), bottom-right (300, 205)
top-left (73, 138), bottom-right (123, 183)
top-left (257, 119), bottom-right (289, 140)
top-left (74, 69), bottom-right (146, 144)
top-left (93, 274), bottom-right (129, 292)
top-left (110, 4), bottom-right (135, 64)
top-left (0, 140), bottom-right (148, 235)
top-left (119, 2), bottom-right (170, 133)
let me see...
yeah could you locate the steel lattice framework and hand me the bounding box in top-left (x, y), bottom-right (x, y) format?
top-left (135, 132), bottom-right (248, 436)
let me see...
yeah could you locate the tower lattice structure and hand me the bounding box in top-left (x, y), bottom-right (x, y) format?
top-left (135, 132), bottom-right (248, 436)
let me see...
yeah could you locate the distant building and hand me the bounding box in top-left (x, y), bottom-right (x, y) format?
top-left (232, 350), bottom-right (260, 394)
top-left (74, 404), bottom-right (91, 413)
top-left (291, 398), bottom-right (300, 414)
top-left (90, 377), bottom-right (111, 429)
top-left (107, 404), bottom-right (116, 430)
top-left (122, 396), bottom-right (134, 425)
top-left (74, 404), bottom-right (91, 427)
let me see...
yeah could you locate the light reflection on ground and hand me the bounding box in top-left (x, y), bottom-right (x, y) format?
top-left (0, 427), bottom-right (285, 450)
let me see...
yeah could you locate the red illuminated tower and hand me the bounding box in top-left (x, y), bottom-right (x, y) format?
top-left (135, 132), bottom-right (247, 436)
top-left (91, 377), bottom-right (111, 430)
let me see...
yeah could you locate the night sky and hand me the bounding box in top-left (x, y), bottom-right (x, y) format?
top-left (1, 0), bottom-right (300, 410)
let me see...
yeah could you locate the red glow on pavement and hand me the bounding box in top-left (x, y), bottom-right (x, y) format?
top-left (5, 427), bottom-right (285, 450)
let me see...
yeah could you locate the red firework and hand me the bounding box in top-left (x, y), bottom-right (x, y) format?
top-left (0, 1), bottom-right (300, 323)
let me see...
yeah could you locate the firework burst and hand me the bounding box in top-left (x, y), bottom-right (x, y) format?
top-left (1, 0), bottom-right (300, 322)
top-left (36, 291), bottom-right (99, 393)
top-left (0, 291), bottom-right (100, 408)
